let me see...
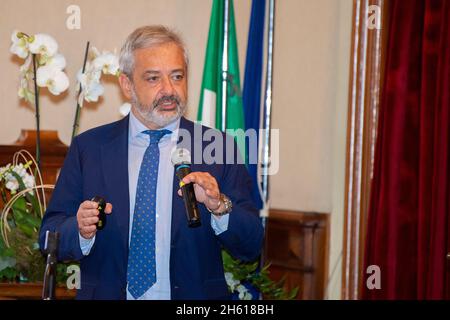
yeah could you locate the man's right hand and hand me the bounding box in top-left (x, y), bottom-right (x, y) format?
top-left (77, 200), bottom-right (113, 239)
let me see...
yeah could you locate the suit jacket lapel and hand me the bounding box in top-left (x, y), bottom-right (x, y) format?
top-left (101, 116), bottom-right (130, 255)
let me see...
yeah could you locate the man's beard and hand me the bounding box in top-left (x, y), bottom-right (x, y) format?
top-left (131, 87), bottom-right (186, 128)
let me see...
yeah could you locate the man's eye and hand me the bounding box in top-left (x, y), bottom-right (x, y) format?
top-left (146, 77), bottom-right (159, 82)
top-left (173, 74), bottom-right (184, 81)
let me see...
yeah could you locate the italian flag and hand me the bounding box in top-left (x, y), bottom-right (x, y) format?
top-left (197, 0), bottom-right (246, 159)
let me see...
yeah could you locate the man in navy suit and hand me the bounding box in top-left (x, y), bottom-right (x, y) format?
top-left (39, 25), bottom-right (264, 300)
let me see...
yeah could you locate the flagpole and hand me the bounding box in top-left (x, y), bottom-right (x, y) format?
top-left (221, 0), bottom-right (230, 131)
top-left (261, 0), bottom-right (275, 225)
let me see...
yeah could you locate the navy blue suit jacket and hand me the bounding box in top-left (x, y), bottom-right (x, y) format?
top-left (39, 116), bottom-right (264, 300)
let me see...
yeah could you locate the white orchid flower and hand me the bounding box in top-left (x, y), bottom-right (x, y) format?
top-left (225, 272), bottom-right (235, 284)
top-left (36, 65), bottom-right (69, 95)
top-left (76, 48), bottom-right (120, 107)
top-left (46, 53), bottom-right (66, 70)
top-left (28, 33), bottom-right (58, 58)
top-left (18, 82), bottom-right (35, 104)
top-left (240, 291), bottom-right (253, 300)
top-left (1, 163), bottom-right (35, 195)
top-left (0, 164), bottom-right (10, 180)
top-left (236, 284), bottom-right (252, 300)
top-left (83, 81), bottom-right (104, 103)
top-left (22, 173), bottom-right (35, 190)
top-left (119, 102), bottom-right (131, 117)
top-left (12, 163), bottom-right (27, 178)
top-left (93, 52), bottom-right (120, 76)
top-left (10, 30), bottom-right (30, 59)
top-left (90, 46), bottom-right (101, 59)
top-left (77, 66), bottom-right (104, 106)
top-left (19, 55), bottom-right (32, 75)
top-left (12, 163), bottom-right (35, 189)
top-left (18, 55), bottom-right (35, 103)
top-left (77, 62), bottom-right (102, 84)
top-left (224, 272), bottom-right (241, 292)
top-left (5, 180), bottom-right (19, 193)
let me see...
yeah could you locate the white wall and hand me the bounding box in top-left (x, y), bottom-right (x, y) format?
top-left (268, 0), bottom-right (352, 299)
top-left (0, 0), bottom-right (252, 144)
top-left (0, 0), bottom-right (353, 299)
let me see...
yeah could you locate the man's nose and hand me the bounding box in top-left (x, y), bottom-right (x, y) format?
top-left (160, 76), bottom-right (175, 95)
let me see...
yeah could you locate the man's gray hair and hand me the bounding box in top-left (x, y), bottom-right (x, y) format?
top-left (119, 25), bottom-right (189, 77)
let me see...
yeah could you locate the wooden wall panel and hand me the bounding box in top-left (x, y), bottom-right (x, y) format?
top-left (0, 130), bottom-right (68, 186)
top-left (265, 209), bottom-right (329, 299)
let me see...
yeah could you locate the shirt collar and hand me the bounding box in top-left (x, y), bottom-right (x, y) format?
top-left (129, 109), bottom-right (180, 141)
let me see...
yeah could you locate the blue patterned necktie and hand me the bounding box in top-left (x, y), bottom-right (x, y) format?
top-left (127, 129), bottom-right (171, 299)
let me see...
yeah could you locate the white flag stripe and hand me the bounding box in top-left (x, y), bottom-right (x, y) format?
top-left (201, 89), bottom-right (217, 128)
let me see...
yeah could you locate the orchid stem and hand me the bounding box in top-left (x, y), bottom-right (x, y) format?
top-left (32, 54), bottom-right (41, 171)
top-left (71, 41), bottom-right (90, 142)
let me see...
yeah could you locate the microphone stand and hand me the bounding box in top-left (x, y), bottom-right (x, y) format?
top-left (42, 231), bottom-right (59, 300)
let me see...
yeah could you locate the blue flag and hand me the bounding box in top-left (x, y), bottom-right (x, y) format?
top-left (243, 0), bottom-right (266, 210)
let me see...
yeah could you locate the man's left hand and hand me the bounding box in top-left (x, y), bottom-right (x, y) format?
top-left (178, 172), bottom-right (223, 214)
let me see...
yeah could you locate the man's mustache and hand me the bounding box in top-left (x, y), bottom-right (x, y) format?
top-left (153, 95), bottom-right (181, 109)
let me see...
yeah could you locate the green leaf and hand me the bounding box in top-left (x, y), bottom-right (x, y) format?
top-left (0, 266), bottom-right (20, 281)
top-left (17, 223), bottom-right (35, 238)
top-left (22, 213), bottom-right (41, 229)
top-left (27, 193), bottom-right (42, 218)
top-left (0, 256), bottom-right (16, 271)
top-left (12, 196), bottom-right (27, 214)
top-left (9, 195), bottom-right (41, 235)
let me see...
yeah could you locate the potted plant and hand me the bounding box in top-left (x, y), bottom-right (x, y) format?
top-left (0, 150), bottom-right (76, 299)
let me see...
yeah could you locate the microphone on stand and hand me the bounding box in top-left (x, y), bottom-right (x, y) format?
top-left (42, 230), bottom-right (59, 300)
top-left (171, 148), bottom-right (201, 228)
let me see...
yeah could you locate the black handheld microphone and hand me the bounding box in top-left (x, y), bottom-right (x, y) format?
top-left (171, 148), bottom-right (201, 228)
top-left (42, 230), bottom-right (59, 300)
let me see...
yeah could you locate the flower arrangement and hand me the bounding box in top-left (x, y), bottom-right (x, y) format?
top-left (10, 31), bottom-right (121, 144)
top-left (72, 45), bottom-right (120, 139)
top-left (76, 47), bottom-right (120, 106)
top-left (10, 31), bottom-right (70, 168)
top-left (0, 150), bottom-right (51, 281)
top-left (223, 250), bottom-right (298, 300)
top-left (10, 31), bottom-right (69, 99)
top-left (0, 150), bottom-right (76, 286)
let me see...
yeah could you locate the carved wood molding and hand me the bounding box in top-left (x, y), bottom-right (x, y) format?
top-left (341, 0), bottom-right (389, 300)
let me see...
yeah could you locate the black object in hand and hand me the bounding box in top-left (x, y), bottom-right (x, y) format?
top-left (91, 196), bottom-right (107, 230)
top-left (171, 148), bottom-right (201, 228)
top-left (175, 165), bottom-right (201, 228)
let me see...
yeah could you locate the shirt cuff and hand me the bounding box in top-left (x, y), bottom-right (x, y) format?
top-left (210, 213), bottom-right (230, 235)
top-left (79, 233), bottom-right (96, 256)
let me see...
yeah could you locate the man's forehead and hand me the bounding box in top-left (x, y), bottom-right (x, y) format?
top-left (134, 43), bottom-right (184, 58)
top-left (133, 45), bottom-right (186, 68)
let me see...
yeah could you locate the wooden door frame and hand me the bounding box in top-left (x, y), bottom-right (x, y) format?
top-left (341, 0), bottom-right (389, 300)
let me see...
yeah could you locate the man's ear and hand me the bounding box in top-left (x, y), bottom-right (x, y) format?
top-left (118, 73), bottom-right (133, 100)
